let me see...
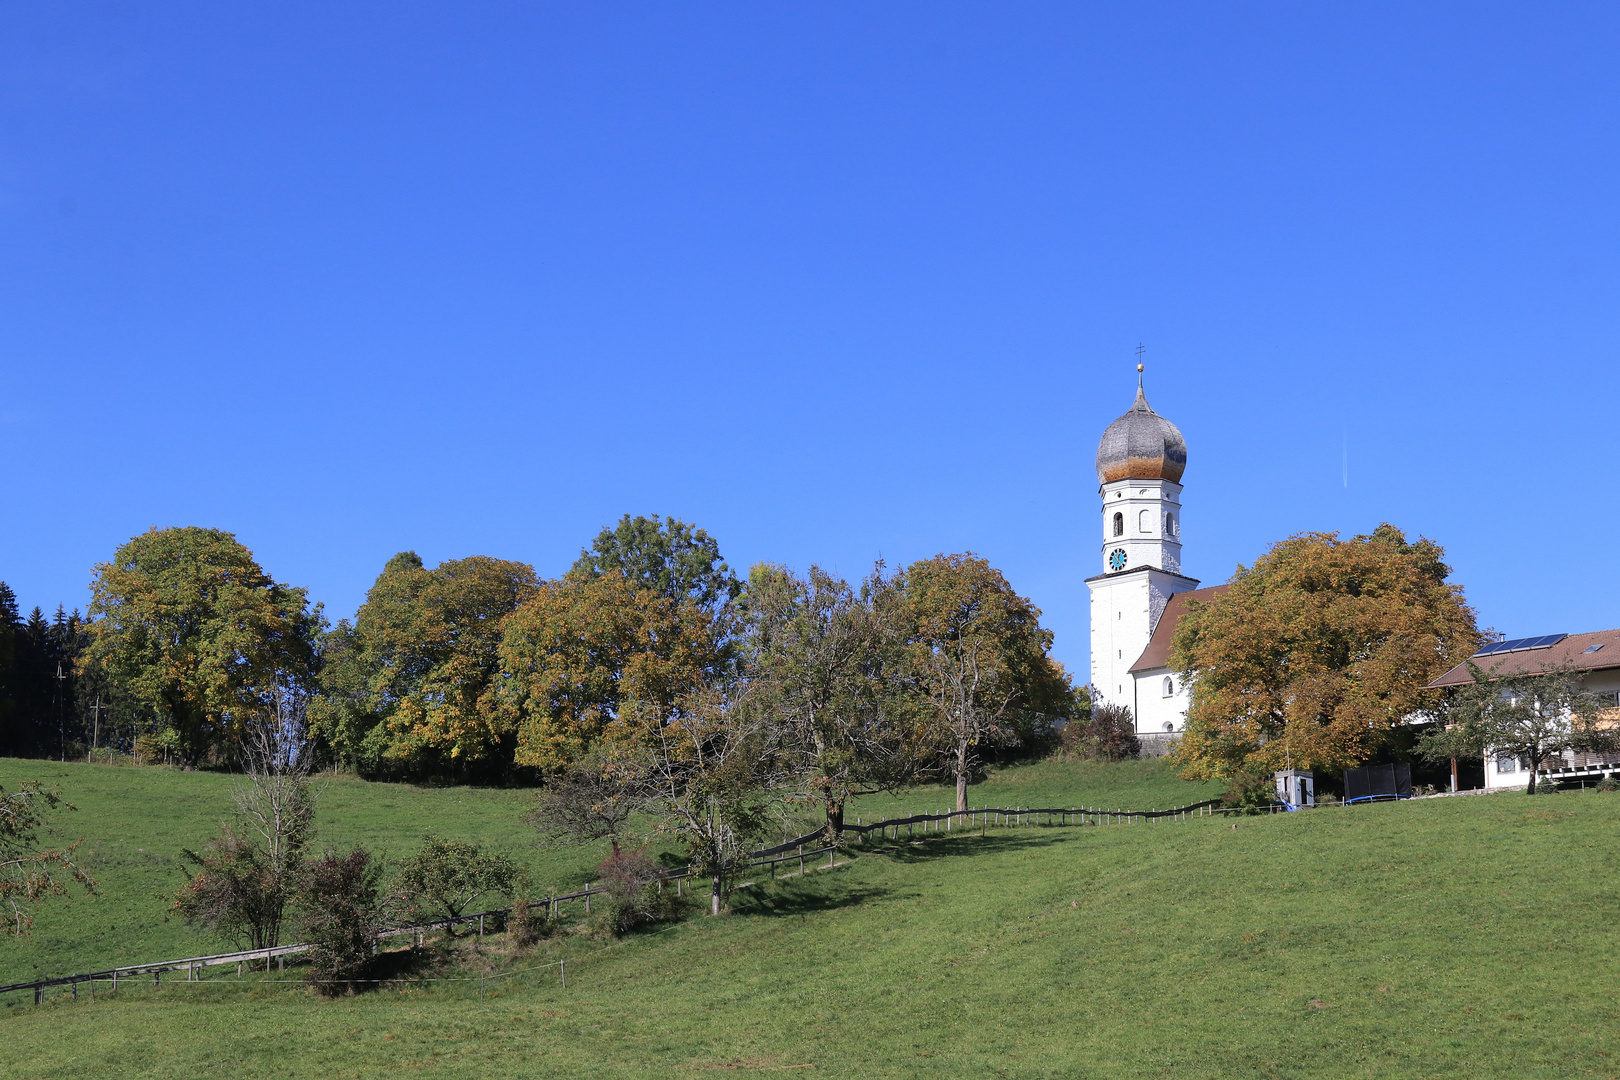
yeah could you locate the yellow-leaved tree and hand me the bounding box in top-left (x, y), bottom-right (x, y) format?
top-left (492, 573), bottom-right (724, 773)
top-left (1170, 524), bottom-right (1479, 779)
top-left (311, 551), bottom-right (538, 777)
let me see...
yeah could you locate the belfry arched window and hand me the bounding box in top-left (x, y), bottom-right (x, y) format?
top-left (1112, 512), bottom-right (1123, 537)
top-left (1138, 509), bottom-right (1151, 533)
top-left (1165, 512), bottom-right (1176, 537)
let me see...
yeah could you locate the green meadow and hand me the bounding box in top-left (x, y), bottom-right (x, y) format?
top-left (4, 758), bottom-right (1617, 1078)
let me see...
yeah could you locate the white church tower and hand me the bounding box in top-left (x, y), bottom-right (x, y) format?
top-left (1087, 365), bottom-right (1200, 735)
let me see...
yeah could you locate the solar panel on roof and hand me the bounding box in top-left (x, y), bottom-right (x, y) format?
top-left (1471, 633), bottom-right (1568, 658)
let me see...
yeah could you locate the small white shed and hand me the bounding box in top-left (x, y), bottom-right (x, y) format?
top-left (1274, 769), bottom-right (1314, 808)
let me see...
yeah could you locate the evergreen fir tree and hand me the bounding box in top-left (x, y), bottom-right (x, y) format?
top-left (0, 583), bottom-right (18, 753)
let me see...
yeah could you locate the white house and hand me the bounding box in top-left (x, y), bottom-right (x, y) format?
top-left (1425, 630), bottom-right (1620, 791)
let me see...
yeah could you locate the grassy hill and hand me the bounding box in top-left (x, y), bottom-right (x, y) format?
top-left (5, 759), bottom-right (1615, 1078)
top-left (0, 754), bottom-right (1220, 989)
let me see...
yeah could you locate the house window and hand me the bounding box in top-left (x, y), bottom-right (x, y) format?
top-left (1163, 722), bottom-right (1174, 732)
top-left (1496, 755), bottom-right (1518, 774)
top-left (1162, 676), bottom-right (1174, 697)
top-left (1113, 512), bottom-right (1123, 537)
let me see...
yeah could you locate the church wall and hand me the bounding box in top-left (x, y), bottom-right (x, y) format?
top-left (1088, 573), bottom-right (1153, 707)
top-left (1132, 667), bottom-right (1190, 738)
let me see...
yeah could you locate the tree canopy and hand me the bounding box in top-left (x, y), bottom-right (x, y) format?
top-left (309, 552), bottom-right (538, 777)
top-left (494, 573), bottom-right (724, 773)
top-left (1170, 524), bottom-right (1479, 778)
top-left (569, 514), bottom-right (742, 612)
top-left (744, 561), bottom-right (922, 838)
top-left (898, 553), bottom-right (1075, 810)
top-left (86, 527), bottom-right (322, 765)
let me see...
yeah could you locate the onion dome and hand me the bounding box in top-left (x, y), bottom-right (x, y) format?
top-left (1094, 367), bottom-right (1187, 484)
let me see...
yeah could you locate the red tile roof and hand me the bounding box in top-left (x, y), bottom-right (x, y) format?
top-left (1425, 629), bottom-right (1620, 688)
top-left (1127, 584), bottom-right (1230, 674)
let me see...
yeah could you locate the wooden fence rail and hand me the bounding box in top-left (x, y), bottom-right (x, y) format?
top-left (1, 796), bottom-right (1227, 1004)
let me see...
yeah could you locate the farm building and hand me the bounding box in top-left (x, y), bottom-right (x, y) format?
top-left (1426, 630), bottom-right (1620, 791)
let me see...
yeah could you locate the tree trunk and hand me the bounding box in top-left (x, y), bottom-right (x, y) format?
top-left (711, 871), bottom-right (721, 916)
top-left (1525, 753), bottom-right (1539, 795)
top-left (824, 795), bottom-right (845, 846)
top-left (955, 741), bottom-right (969, 812)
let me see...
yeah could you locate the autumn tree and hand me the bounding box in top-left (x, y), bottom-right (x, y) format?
top-left (491, 573), bottom-right (725, 773)
top-left (744, 562), bottom-right (922, 842)
top-left (899, 554), bottom-right (1075, 811)
top-left (175, 693), bottom-right (319, 955)
top-left (602, 686), bottom-right (788, 916)
top-left (1170, 524), bottom-right (1479, 779)
top-left (568, 514), bottom-right (742, 613)
top-left (1418, 665), bottom-right (1615, 794)
top-left (0, 781), bottom-right (95, 934)
top-left (86, 527), bottom-right (323, 765)
top-left (310, 552), bottom-right (538, 777)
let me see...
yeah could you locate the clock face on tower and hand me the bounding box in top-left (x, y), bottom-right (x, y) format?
top-left (1108, 548), bottom-right (1128, 572)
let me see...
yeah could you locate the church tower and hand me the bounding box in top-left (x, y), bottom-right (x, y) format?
top-left (1087, 366), bottom-right (1199, 713)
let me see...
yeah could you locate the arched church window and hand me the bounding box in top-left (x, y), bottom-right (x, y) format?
top-left (1162, 676), bottom-right (1174, 697)
top-left (1138, 509), bottom-right (1151, 533)
top-left (1112, 512), bottom-right (1123, 537)
top-left (1165, 512), bottom-right (1176, 537)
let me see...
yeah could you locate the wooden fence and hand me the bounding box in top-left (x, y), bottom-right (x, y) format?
top-left (0, 796), bottom-right (1229, 1005)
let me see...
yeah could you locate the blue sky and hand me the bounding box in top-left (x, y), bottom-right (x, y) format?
top-left (2, 3), bottom-right (1617, 681)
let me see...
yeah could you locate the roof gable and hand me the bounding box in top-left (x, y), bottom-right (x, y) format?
top-left (1127, 584), bottom-right (1229, 674)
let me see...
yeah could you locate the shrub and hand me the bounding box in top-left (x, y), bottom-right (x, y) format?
top-left (1059, 702), bottom-right (1140, 762)
top-left (592, 849), bottom-right (677, 936)
top-left (396, 835), bottom-right (519, 934)
top-left (1220, 768), bottom-right (1276, 815)
top-left (1595, 777), bottom-right (1619, 793)
top-left (508, 892), bottom-right (556, 947)
top-left (174, 827), bottom-right (294, 953)
top-left (298, 846), bottom-right (385, 996)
